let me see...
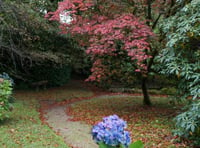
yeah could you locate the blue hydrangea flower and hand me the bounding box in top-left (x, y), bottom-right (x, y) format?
top-left (0, 72), bottom-right (14, 86)
top-left (92, 115), bottom-right (131, 147)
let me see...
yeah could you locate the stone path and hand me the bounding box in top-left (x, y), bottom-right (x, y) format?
top-left (44, 104), bottom-right (98, 148)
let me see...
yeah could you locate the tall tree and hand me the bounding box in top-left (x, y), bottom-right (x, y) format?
top-left (158, 0), bottom-right (200, 144)
top-left (46, 0), bottom-right (188, 105)
top-left (46, 0), bottom-right (155, 105)
top-left (159, 0), bottom-right (200, 100)
top-left (0, 0), bottom-right (85, 82)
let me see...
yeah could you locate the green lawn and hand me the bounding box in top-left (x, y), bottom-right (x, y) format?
top-left (0, 80), bottom-right (94, 148)
top-left (0, 99), bottom-right (68, 148)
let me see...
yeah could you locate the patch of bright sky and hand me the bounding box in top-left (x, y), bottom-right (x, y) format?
top-left (59, 11), bottom-right (73, 24)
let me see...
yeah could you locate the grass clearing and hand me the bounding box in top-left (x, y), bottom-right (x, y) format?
top-left (0, 80), bottom-right (94, 148)
top-left (0, 99), bottom-right (68, 148)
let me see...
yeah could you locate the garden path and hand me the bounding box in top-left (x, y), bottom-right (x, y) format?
top-left (40, 80), bottom-right (133, 148)
top-left (42, 94), bottom-right (131, 148)
top-left (44, 103), bottom-right (98, 148)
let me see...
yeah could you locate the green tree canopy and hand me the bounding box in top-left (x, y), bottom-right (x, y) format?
top-left (0, 0), bottom-right (89, 82)
top-left (158, 0), bottom-right (200, 144)
top-left (159, 0), bottom-right (200, 99)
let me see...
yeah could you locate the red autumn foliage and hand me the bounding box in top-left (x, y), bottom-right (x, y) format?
top-left (46, 0), bottom-right (154, 83)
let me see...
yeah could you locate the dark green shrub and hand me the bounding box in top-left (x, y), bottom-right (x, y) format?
top-left (0, 79), bottom-right (13, 120)
top-left (15, 82), bottom-right (30, 90)
top-left (159, 1), bottom-right (200, 146)
top-left (30, 65), bottom-right (71, 87)
top-left (0, 72), bottom-right (15, 102)
top-left (1, 1), bottom-right (85, 83)
top-left (48, 66), bottom-right (71, 86)
top-left (173, 100), bottom-right (200, 146)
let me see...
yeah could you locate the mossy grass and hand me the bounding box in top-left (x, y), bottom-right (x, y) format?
top-left (0, 99), bottom-right (69, 148)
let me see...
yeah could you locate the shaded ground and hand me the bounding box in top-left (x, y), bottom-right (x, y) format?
top-left (15, 80), bottom-right (94, 101)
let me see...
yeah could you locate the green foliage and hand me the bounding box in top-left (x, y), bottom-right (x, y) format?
top-left (129, 140), bottom-right (144, 148)
top-left (159, 0), bottom-right (200, 99)
top-left (28, 0), bottom-right (61, 15)
top-left (98, 140), bottom-right (144, 148)
top-left (88, 52), bottom-right (140, 89)
top-left (0, 79), bottom-right (13, 120)
top-left (159, 0), bottom-right (200, 145)
top-left (0, 0), bottom-right (88, 82)
top-left (173, 100), bottom-right (200, 145)
top-left (30, 64), bottom-right (71, 87)
top-left (99, 142), bottom-right (116, 148)
top-left (1, 1), bottom-right (73, 61)
top-left (0, 72), bottom-right (14, 85)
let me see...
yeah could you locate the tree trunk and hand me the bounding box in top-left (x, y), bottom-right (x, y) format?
top-left (146, 0), bottom-right (152, 26)
top-left (142, 77), bottom-right (152, 106)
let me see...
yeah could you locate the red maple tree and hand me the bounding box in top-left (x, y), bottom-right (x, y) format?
top-left (46, 0), bottom-right (157, 105)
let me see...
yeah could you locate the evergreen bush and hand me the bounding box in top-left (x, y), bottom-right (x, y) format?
top-left (0, 74), bottom-right (13, 121)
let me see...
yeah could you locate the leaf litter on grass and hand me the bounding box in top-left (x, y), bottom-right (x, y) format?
top-left (67, 95), bottom-right (188, 148)
top-left (0, 100), bottom-right (68, 148)
top-left (12, 80), bottom-right (188, 148)
top-left (14, 80), bottom-right (94, 102)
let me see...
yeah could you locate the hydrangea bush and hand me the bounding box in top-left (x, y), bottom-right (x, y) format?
top-left (92, 115), bottom-right (143, 148)
top-left (92, 115), bottom-right (131, 147)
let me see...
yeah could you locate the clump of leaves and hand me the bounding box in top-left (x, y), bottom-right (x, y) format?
top-left (159, 0), bottom-right (200, 100)
top-left (159, 0), bottom-right (200, 145)
top-left (0, 78), bottom-right (13, 120)
top-left (173, 100), bottom-right (200, 146)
